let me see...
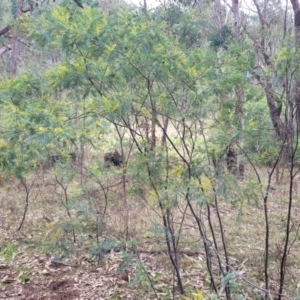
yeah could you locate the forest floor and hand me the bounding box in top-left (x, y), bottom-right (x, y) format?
top-left (0, 164), bottom-right (300, 299)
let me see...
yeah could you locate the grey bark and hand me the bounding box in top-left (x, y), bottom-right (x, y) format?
top-left (291, 0), bottom-right (300, 125)
top-left (214, 0), bottom-right (222, 28)
top-left (231, 0), bottom-right (241, 27)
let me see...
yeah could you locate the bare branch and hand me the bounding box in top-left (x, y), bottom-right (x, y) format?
top-left (252, 0), bottom-right (269, 28)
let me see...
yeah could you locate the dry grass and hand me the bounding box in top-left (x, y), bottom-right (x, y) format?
top-left (0, 160), bottom-right (300, 299)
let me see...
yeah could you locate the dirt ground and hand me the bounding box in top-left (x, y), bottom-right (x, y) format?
top-left (0, 162), bottom-right (300, 299)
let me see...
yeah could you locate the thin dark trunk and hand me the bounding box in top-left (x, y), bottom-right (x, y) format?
top-left (16, 181), bottom-right (31, 231)
top-left (232, 0), bottom-right (244, 177)
top-left (211, 183), bottom-right (231, 299)
top-left (263, 193), bottom-right (270, 299)
top-left (148, 79), bottom-right (156, 151)
top-left (277, 165), bottom-right (294, 300)
top-left (277, 113), bottom-right (299, 299)
top-left (161, 117), bottom-right (169, 148)
top-left (235, 88), bottom-right (244, 177)
top-left (115, 125), bottom-right (129, 241)
top-left (150, 181), bottom-right (184, 294)
top-left (185, 191), bottom-right (218, 294)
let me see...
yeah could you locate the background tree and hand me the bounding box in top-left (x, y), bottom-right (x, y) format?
top-left (0, 1), bottom-right (300, 299)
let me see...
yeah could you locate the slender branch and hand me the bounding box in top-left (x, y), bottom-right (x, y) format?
top-left (16, 177), bottom-right (37, 231)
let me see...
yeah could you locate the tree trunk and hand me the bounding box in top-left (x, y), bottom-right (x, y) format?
top-left (161, 116), bottom-right (169, 148)
top-left (232, 0), bottom-right (241, 27)
top-left (224, 0), bottom-right (244, 177)
top-left (150, 102), bottom-right (157, 151)
top-left (274, 1), bottom-right (300, 298)
top-left (291, 0), bottom-right (300, 125)
top-left (214, 0), bottom-right (222, 28)
top-left (235, 88), bottom-right (244, 177)
top-left (10, 35), bottom-right (19, 76)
